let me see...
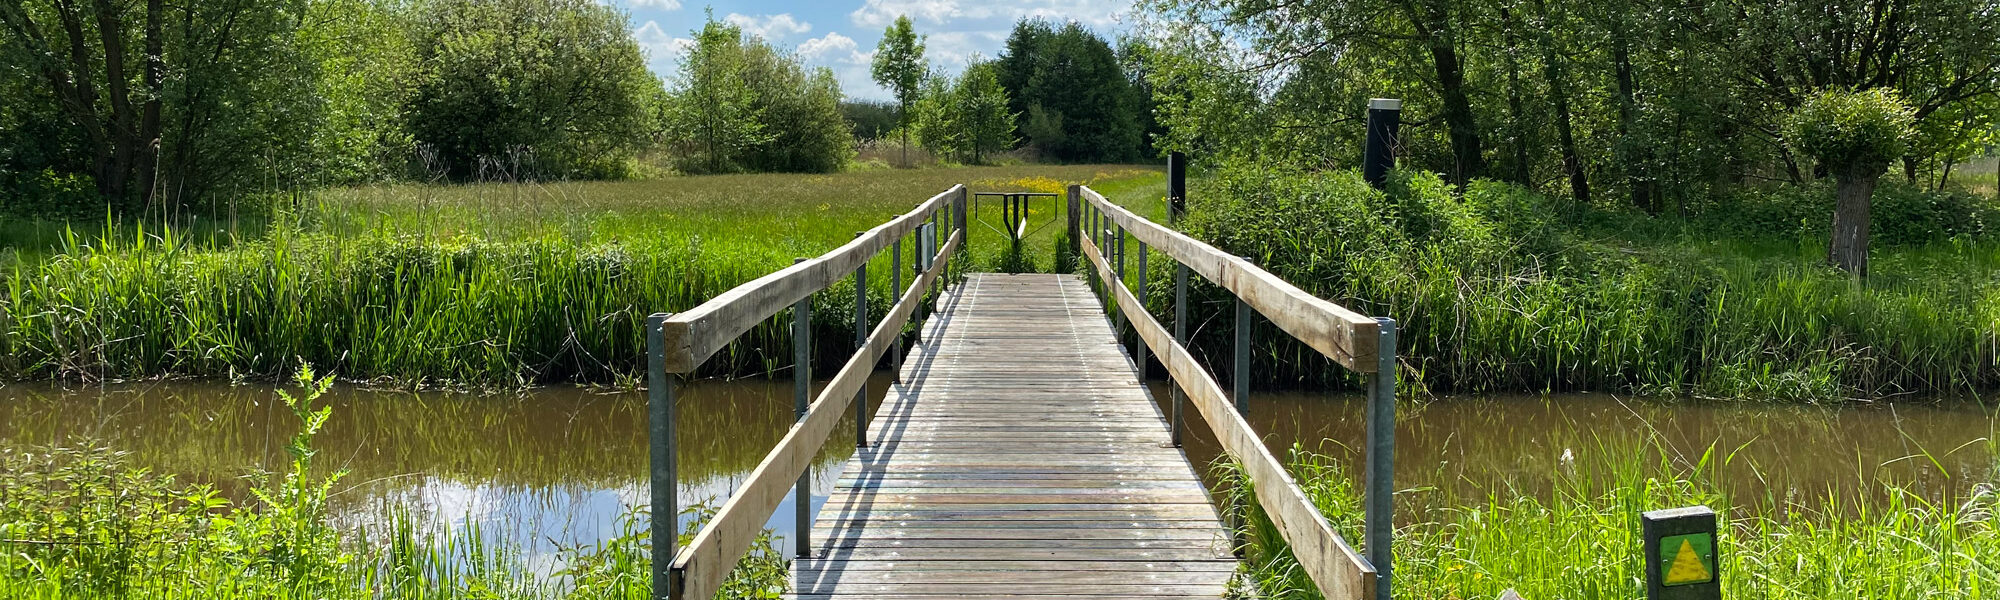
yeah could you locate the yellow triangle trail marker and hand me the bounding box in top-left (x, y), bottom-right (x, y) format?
top-left (1663, 538), bottom-right (1712, 585)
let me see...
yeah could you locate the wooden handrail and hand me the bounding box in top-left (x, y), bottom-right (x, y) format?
top-left (1079, 227), bottom-right (1376, 600)
top-left (650, 186), bottom-right (967, 600)
top-left (1078, 187), bottom-right (1380, 372)
top-left (658, 185), bottom-right (962, 374)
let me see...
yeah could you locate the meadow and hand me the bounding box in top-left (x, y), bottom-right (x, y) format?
top-left (0, 165), bottom-right (1161, 386)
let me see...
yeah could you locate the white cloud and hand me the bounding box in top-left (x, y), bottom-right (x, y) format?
top-left (798, 32), bottom-right (867, 64)
top-left (628, 0), bottom-right (681, 9)
top-left (631, 20), bottom-right (693, 74)
top-left (725, 13), bottom-right (812, 40)
top-left (850, 0), bottom-right (1124, 29)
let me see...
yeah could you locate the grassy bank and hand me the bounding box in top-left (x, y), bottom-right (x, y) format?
top-left (1157, 166), bottom-right (1998, 401)
top-left (0, 368), bottom-right (790, 600)
top-left (0, 166), bottom-right (1158, 385)
top-left (1223, 442), bottom-right (1999, 599)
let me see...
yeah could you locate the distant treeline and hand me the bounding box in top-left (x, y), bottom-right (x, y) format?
top-left (0, 0), bottom-right (1163, 216)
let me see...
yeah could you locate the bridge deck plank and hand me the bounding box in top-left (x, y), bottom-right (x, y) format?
top-left (791, 273), bottom-right (1236, 598)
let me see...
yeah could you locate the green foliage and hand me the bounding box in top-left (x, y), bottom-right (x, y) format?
top-left (1786, 88), bottom-right (1917, 181)
top-left (0, 368), bottom-right (795, 598)
top-left (664, 16), bottom-right (850, 174)
top-left (1175, 164), bottom-right (1999, 400)
top-left (997, 19), bottom-right (1143, 162)
top-left (1224, 445), bottom-right (2000, 599)
top-left (840, 100), bottom-right (901, 140)
top-left (870, 16), bottom-right (927, 115)
top-left (406, 0), bottom-right (658, 180)
top-left (914, 60), bottom-right (1017, 164)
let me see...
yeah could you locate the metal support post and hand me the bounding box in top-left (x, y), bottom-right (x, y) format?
top-left (1134, 241), bottom-right (1148, 380)
top-left (647, 314), bottom-right (678, 600)
top-left (1364, 317), bottom-right (1399, 600)
top-left (792, 258), bottom-right (813, 559)
top-left (1171, 263), bottom-right (1187, 447)
top-left (1234, 294), bottom-right (1251, 416)
top-left (854, 238), bottom-right (868, 448)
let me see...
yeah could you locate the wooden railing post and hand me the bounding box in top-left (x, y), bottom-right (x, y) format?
top-left (954, 186), bottom-right (968, 271)
top-left (1365, 317), bottom-right (1399, 600)
top-left (647, 313), bottom-right (678, 600)
top-left (791, 257), bottom-right (812, 559)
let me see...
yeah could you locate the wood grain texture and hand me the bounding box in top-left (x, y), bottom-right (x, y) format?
top-left (658, 186), bottom-right (960, 373)
top-left (792, 273), bottom-right (1238, 599)
top-left (1082, 237), bottom-right (1376, 600)
top-left (1078, 186), bottom-right (1381, 372)
top-left (671, 231), bottom-right (963, 600)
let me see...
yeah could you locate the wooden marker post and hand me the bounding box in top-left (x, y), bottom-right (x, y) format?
top-left (1363, 99), bottom-right (1401, 189)
top-left (1643, 506), bottom-right (1721, 600)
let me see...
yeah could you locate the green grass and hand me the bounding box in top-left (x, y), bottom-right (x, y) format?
top-left (1220, 439), bottom-right (2000, 600)
top-left (0, 166), bottom-right (1160, 385)
top-left (1164, 167), bottom-right (1999, 401)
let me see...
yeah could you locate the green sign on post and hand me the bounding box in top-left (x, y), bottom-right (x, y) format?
top-left (1643, 506), bottom-right (1721, 600)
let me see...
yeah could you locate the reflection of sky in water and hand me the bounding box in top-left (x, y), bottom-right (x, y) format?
top-left (335, 464), bottom-right (844, 575)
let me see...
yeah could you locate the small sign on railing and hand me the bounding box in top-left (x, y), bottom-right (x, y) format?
top-left (1642, 506), bottom-right (1721, 600)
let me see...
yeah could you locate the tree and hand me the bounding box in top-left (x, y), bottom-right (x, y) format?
top-left (913, 60), bottom-right (1016, 164)
top-left (998, 20), bottom-right (1140, 162)
top-left (1786, 88), bottom-right (1915, 276)
top-left (663, 15), bottom-right (851, 174)
top-left (739, 38), bottom-right (853, 173)
top-left (664, 18), bottom-right (768, 174)
top-left (0, 0), bottom-right (331, 211)
top-left (406, 0), bottom-right (658, 180)
top-left (871, 16), bottom-right (926, 168)
top-left (958, 61), bottom-right (1016, 164)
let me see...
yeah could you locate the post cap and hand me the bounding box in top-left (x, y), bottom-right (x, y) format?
top-left (1369, 98), bottom-right (1403, 110)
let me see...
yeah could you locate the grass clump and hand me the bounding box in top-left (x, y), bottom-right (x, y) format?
top-left (1219, 443), bottom-right (2000, 599)
top-left (1174, 165), bottom-right (1999, 401)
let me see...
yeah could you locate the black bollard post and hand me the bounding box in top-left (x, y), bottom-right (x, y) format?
top-left (1363, 99), bottom-right (1402, 189)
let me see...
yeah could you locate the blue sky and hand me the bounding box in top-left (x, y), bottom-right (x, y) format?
top-left (611, 0), bottom-right (1133, 102)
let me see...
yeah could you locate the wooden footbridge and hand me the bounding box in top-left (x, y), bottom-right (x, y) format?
top-left (644, 185), bottom-right (1399, 600)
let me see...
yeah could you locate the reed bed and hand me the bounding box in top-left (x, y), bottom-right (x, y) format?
top-left (1163, 167), bottom-right (1999, 401)
top-left (0, 166), bottom-right (1158, 385)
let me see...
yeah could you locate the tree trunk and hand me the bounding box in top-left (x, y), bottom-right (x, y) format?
top-left (1532, 0), bottom-right (1588, 204)
top-left (1499, 5), bottom-right (1533, 186)
top-left (1609, 2), bottom-right (1655, 213)
top-left (1406, 0), bottom-right (1483, 186)
top-left (1829, 175), bottom-right (1875, 276)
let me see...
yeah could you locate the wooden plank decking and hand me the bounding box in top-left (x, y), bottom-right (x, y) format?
top-left (792, 273), bottom-right (1238, 598)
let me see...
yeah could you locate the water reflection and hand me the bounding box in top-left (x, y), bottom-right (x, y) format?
top-left (1, 378), bottom-right (1993, 571)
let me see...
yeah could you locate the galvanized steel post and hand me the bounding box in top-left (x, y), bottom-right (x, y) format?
top-left (792, 257), bottom-right (813, 559)
top-left (891, 235), bottom-right (903, 382)
top-left (1234, 293), bottom-right (1251, 416)
top-left (1171, 263), bottom-right (1187, 447)
top-left (1364, 317), bottom-right (1399, 600)
top-left (646, 313), bottom-right (677, 600)
top-left (854, 234), bottom-right (869, 448)
top-left (1134, 241), bottom-right (1148, 380)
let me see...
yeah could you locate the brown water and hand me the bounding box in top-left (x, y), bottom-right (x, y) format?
top-left (1, 377), bottom-right (1994, 568)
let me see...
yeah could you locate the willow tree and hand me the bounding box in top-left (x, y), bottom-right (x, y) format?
top-left (1787, 88), bottom-right (1914, 276)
